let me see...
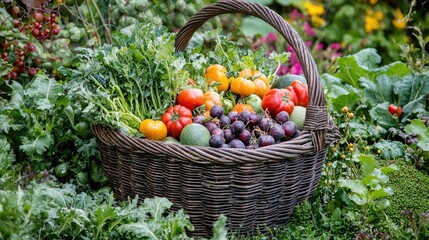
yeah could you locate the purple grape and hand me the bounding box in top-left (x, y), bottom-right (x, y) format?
top-left (210, 105), bottom-right (224, 118)
top-left (219, 115), bottom-right (231, 128)
top-left (258, 135), bottom-right (275, 147)
top-left (193, 115), bottom-right (205, 124)
top-left (269, 123), bottom-right (285, 141)
top-left (223, 129), bottom-right (234, 143)
top-left (228, 111), bottom-right (239, 123)
top-left (282, 121), bottom-right (297, 138)
top-left (275, 111), bottom-right (289, 124)
top-left (238, 129), bottom-right (252, 143)
top-left (247, 113), bottom-right (259, 128)
top-left (229, 139), bottom-right (246, 149)
top-left (238, 111), bottom-right (251, 123)
top-left (259, 118), bottom-right (273, 132)
top-left (230, 121), bottom-right (245, 136)
top-left (210, 134), bottom-right (225, 148)
top-left (221, 144), bottom-right (231, 148)
top-left (211, 128), bottom-right (224, 137)
top-left (204, 122), bottom-right (219, 133)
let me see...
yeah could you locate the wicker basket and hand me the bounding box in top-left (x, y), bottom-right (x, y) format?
top-left (92, 0), bottom-right (340, 237)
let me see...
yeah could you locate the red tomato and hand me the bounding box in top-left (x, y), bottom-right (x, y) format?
top-left (176, 88), bottom-right (204, 111)
top-left (161, 105), bottom-right (193, 139)
top-left (388, 104), bottom-right (402, 117)
top-left (262, 89), bottom-right (295, 117)
top-left (286, 80), bottom-right (308, 107)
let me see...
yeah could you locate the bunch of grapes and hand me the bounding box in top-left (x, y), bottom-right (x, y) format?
top-left (194, 105), bottom-right (300, 149)
top-left (2, 5), bottom-right (61, 80)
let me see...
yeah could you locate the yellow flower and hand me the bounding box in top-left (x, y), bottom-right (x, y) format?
top-left (392, 8), bottom-right (406, 30)
top-left (311, 15), bottom-right (326, 27)
top-left (365, 10), bottom-right (383, 33)
top-left (370, 0), bottom-right (378, 5)
top-left (304, 2), bottom-right (325, 17)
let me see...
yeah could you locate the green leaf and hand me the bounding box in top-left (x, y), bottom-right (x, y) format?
top-left (24, 74), bottom-right (64, 111)
top-left (144, 197), bottom-right (172, 221)
top-left (246, 0), bottom-right (273, 5)
top-left (19, 135), bottom-right (54, 156)
top-left (211, 214), bottom-right (228, 240)
top-left (373, 140), bottom-right (405, 160)
top-left (370, 189), bottom-right (389, 200)
top-left (349, 194), bottom-right (367, 205)
top-left (380, 164), bottom-right (398, 174)
top-left (369, 102), bottom-right (398, 129)
top-left (360, 75), bottom-right (396, 107)
top-left (404, 119), bottom-right (429, 151)
top-left (240, 16), bottom-right (277, 37)
top-left (276, 0), bottom-right (303, 7)
top-left (117, 222), bottom-right (160, 239)
top-left (338, 178), bottom-right (367, 195)
top-left (374, 199), bottom-right (390, 211)
top-left (358, 155), bottom-right (376, 176)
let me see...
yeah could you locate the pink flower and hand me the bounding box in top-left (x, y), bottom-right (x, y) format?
top-left (305, 41), bottom-right (313, 48)
top-left (264, 32), bottom-right (278, 45)
top-left (276, 65), bottom-right (289, 76)
top-left (315, 43), bottom-right (325, 50)
top-left (290, 9), bottom-right (303, 21)
top-left (330, 42), bottom-right (341, 51)
top-left (290, 62), bottom-right (303, 75)
top-left (304, 22), bottom-right (315, 37)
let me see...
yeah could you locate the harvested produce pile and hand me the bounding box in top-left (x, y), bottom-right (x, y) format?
top-left (67, 21), bottom-right (309, 149)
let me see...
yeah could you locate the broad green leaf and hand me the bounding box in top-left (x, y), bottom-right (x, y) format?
top-left (19, 135), bottom-right (53, 156)
top-left (381, 164), bottom-right (398, 174)
top-left (117, 222), bottom-right (160, 239)
top-left (276, 0), bottom-right (303, 7)
top-left (394, 74), bottom-right (428, 122)
top-left (358, 155), bottom-right (376, 176)
top-left (374, 199), bottom-right (390, 211)
top-left (369, 189), bottom-right (389, 200)
top-left (404, 119), bottom-right (429, 151)
top-left (240, 16), bottom-right (277, 37)
top-left (360, 75), bottom-right (396, 107)
top-left (24, 74), bottom-right (64, 111)
top-left (211, 214), bottom-right (228, 240)
top-left (349, 194), bottom-right (367, 205)
top-left (144, 197), bottom-right (172, 221)
top-left (373, 140), bottom-right (405, 160)
top-left (369, 102), bottom-right (398, 129)
top-left (338, 178), bottom-right (367, 195)
top-left (362, 175), bottom-right (379, 187)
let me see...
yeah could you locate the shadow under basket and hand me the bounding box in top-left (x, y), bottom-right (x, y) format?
top-left (92, 0), bottom-right (341, 237)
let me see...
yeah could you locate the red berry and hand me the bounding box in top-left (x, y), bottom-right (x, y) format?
top-left (28, 68), bottom-right (37, 77)
top-left (38, 24), bottom-right (43, 29)
top-left (2, 52), bottom-right (8, 58)
top-left (34, 12), bottom-right (44, 22)
top-left (51, 13), bottom-right (56, 18)
top-left (10, 71), bottom-right (18, 79)
top-left (5, 73), bottom-right (12, 79)
top-left (27, 43), bottom-right (35, 52)
top-left (18, 50), bottom-right (24, 56)
top-left (34, 22), bottom-right (40, 28)
top-left (32, 28), bottom-right (40, 36)
top-left (18, 26), bottom-right (24, 32)
top-left (12, 6), bottom-right (20, 16)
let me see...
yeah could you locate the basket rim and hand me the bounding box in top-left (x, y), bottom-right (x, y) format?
top-left (91, 124), bottom-right (340, 165)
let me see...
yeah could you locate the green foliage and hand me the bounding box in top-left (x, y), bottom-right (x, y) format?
top-left (0, 182), bottom-right (194, 239)
top-left (385, 161), bottom-right (429, 229)
top-left (0, 74), bottom-right (101, 185)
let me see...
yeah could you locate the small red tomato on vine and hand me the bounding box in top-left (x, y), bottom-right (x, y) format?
top-left (161, 105), bottom-right (193, 139)
top-left (176, 88), bottom-right (204, 111)
top-left (388, 104), bottom-right (402, 117)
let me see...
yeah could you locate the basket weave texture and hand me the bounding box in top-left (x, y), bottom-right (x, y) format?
top-left (92, 0), bottom-right (341, 237)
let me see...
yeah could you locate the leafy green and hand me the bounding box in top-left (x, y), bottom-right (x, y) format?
top-left (404, 119), bottom-right (429, 151)
top-left (335, 48), bottom-right (410, 88)
top-left (373, 140), bottom-right (405, 160)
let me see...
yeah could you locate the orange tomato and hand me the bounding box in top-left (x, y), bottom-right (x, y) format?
top-left (237, 69), bottom-right (270, 98)
top-left (204, 64), bottom-right (229, 93)
top-left (203, 91), bottom-right (222, 111)
top-left (232, 103), bottom-right (255, 113)
top-left (139, 119), bottom-right (167, 141)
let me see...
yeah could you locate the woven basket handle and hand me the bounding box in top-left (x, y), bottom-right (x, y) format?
top-left (175, 0), bottom-right (328, 151)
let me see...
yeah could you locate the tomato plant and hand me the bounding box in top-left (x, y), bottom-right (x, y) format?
top-left (262, 88), bottom-right (295, 117)
top-left (139, 119), bottom-right (168, 141)
top-left (176, 88), bottom-right (204, 111)
top-left (161, 105), bottom-right (193, 139)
